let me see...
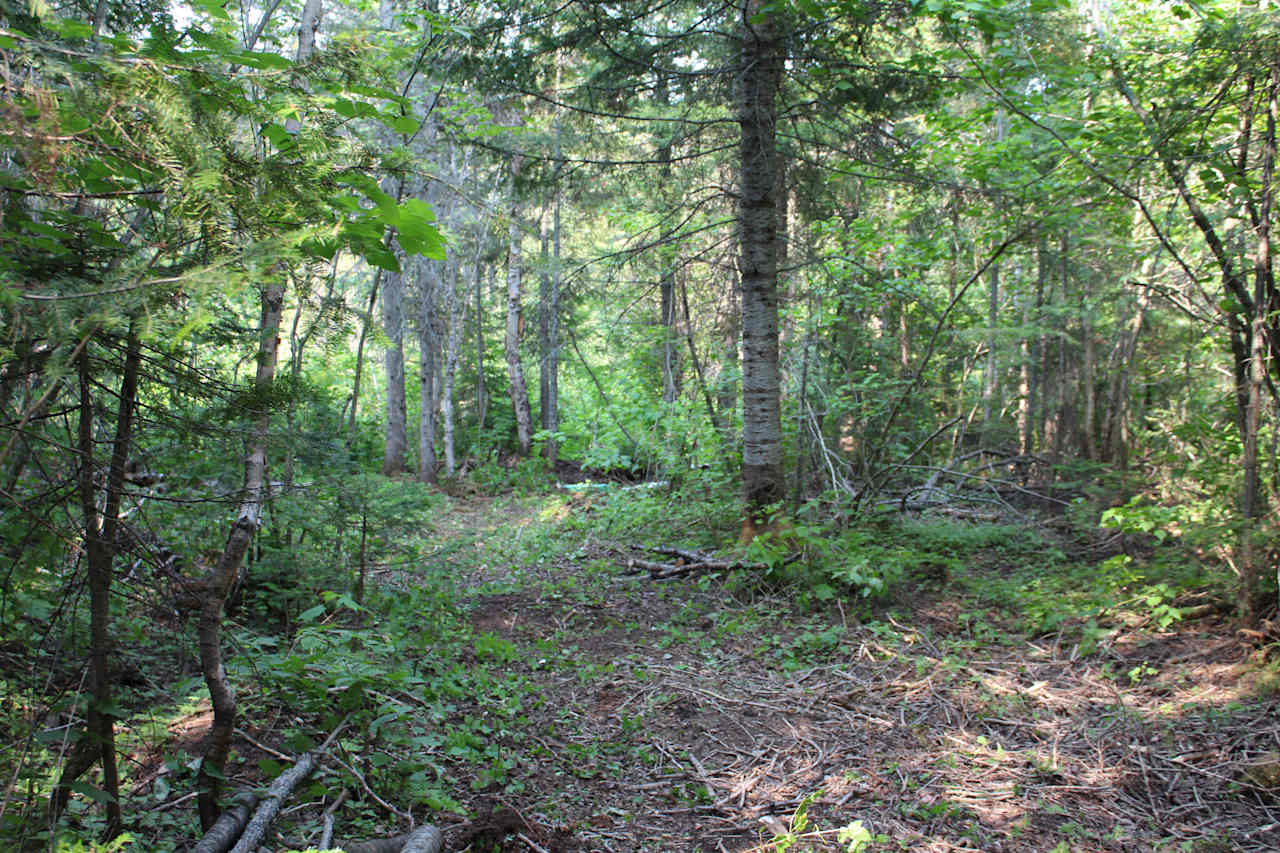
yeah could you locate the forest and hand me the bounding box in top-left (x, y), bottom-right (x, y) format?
top-left (2, 0), bottom-right (1280, 850)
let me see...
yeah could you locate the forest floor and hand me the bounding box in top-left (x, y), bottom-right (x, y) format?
top-left (386, 491), bottom-right (1280, 853)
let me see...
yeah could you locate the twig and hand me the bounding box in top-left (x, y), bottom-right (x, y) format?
top-left (328, 753), bottom-right (413, 823)
top-left (517, 832), bottom-right (551, 853)
top-left (318, 789), bottom-right (349, 850)
top-left (234, 727), bottom-right (292, 762)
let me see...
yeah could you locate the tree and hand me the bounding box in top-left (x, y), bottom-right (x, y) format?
top-left (737, 0), bottom-right (787, 513)
top-left (506, 158), bottom-right (535, 458)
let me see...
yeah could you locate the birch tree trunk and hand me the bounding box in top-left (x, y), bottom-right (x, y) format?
top-left (546, 140), bottom-right (562, 464)
top-left (476, 264), bottom-right (490, 432)
top-left (382, 259), bottom-right (408, 475)
top-left (1027, 238), bottom-right (1047, 458)
top-left (737, 0), bottom-right (786, 512)
top-left (442, 257), bottom-right (463, 476)
top-left (346, 269), bottom-right (380, 441)
top-left (197, 282), bottom-right (284, 830)
top-left (982, 261), bottom-right (999, 430)
top-left (418, 256), bottom-right (440, 484)
top-left (539, 211), bottom-right (551, 433)
top-left (506, 175), bottom-right (533, 457)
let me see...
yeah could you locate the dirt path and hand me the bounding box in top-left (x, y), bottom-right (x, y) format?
top-left (427, 497), bottom-right (1280, 852)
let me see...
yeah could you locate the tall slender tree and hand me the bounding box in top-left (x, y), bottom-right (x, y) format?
top-left (736, 0), bottom-right (786, 513)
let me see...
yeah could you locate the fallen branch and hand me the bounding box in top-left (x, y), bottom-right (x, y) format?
top-left (621, 544), bottom-right (799, 580)
top-left (191, 792), bottom-right (258, 853)
top-left (204, 718), bottom-right (349, 853)
top-left (340, 825), bottom-right (443, 853)
top-left (318, 788), bottom-right (349, 850)
top-left (228, 752), bottom-right (316, 853)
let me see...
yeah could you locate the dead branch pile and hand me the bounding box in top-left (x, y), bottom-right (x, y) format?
top-left (190, 720), bottom-right (444, 853)
top-left (619, 544), bottom-right (797, 580)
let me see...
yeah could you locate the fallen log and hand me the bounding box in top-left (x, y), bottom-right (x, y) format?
top-left (340, 825), bottom-right (443, 853)
top-left (191, 792), bottom-right (258, 853)
top-left (228, 751), bottom-right (317, 853)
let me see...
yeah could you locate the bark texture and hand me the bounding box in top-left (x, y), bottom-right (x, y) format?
top-left (736, 0), bottom-right (786, 511)
top-left (191, 792), bottom-right (258, 853)
top-left (341, 826), bottom-right (443, 853)
top-left (506, 203), bottom-right (533, 457)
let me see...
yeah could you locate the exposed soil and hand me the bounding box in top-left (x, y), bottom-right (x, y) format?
top-left (426, 498), bottom-right (1280, 853)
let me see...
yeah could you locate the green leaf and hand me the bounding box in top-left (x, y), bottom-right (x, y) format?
top-left (236, 49), bottom-right (293, 70)
top-left (51, 18), bottom-right (94, 39)
top-left (261, 123), bottom-right (294, 148)
top-left (398, 204), bottom-right (446, 259)
top-left (347, 83), bottom-right (408, 104)
top-left (299, 604), bottom-right (326, 622)
top-left (191, 0), bottom-right (231, 20)
top-left (362, 244), bottom-right (401, 272)
top-left (384, 114), bottom-right (420, 135)
top-left (60, 113), bottom-right (91, 134)
top-left (70, 780), bottom-right (117, 805)
top-left (398, 197), bottom-right (436, 225)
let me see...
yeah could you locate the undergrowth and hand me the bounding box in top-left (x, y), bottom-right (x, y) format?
top-left (3, 467), bottom-right (1245, 852)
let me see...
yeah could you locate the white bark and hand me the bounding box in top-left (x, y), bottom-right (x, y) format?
top-left (506, 202), bottom-right (533, 457)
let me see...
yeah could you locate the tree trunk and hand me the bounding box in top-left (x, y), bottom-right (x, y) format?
top-left (656, 76), bottom-right (681, 408)
top-left (192, 792), bottom-right (258, 853)
top-left (346, 269), bottom-right (381, 442)
top-left (382, 261), bottom-right (408, 475)
top-left (476, 264), bottom-right (490, 432)
top-left (1102, 284), bottom-right (1153, 467)
top-left (539, 210), bottom-right (552, 431)
top-left (736, 0), bottom-right (786, 513)
top-left (1240, 62), bottom-right (1277, 621)
top-left (1081, 273), bottom-right (1098, 460)
top-left (442, 258), bottom-right (462, 476)
top-left (982, 260), bottom-right (999, 431)
top-left (227, 752), bottom-right (317, 853)
top-left (197, 282), bottom-right (285, 830)
top-left (1027, 237), bottom-right (1047, 458)
top-left (418, 257), bottom-right (440, 484)
top-left (661, 269), bottom-right (679, 405)
top-left (683, 278), bottom-right (726, 435)
top-left (545, 139), bottom-right (562, 465)
top-left (66, 323), bottom-right (139, 838)
top-left (506, 180), bottom-right (533, 458)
